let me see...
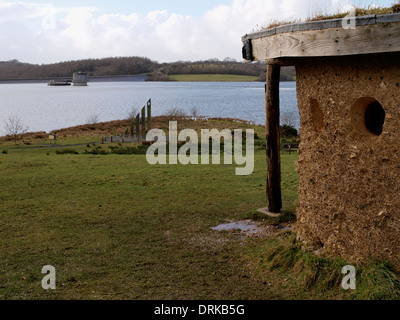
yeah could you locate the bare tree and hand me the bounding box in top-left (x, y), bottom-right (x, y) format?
top-left (128, 106), bottom-right (140, 121)
top-left (189, 106), bottom-right (200, 120)
top-left (4, 115), bottom-right (28, 145)
top-left (165, 107), bottom-right (187, 120)
top-left (87, 113), bottom-right (100, 128)
top-left (281, 111), bottom-right (297, 127)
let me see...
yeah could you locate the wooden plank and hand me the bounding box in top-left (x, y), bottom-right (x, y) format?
top-left (248, 21), bottom-right (400, 61)
top-left (265, 64), bottom-right (282, 213)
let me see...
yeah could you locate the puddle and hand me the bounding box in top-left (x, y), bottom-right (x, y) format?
top-left (211, 220), bottom-right (261, 234)
top-left (211, 220), bottom-right (293, 237)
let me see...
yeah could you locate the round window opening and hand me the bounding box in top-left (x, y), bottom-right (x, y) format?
top-left (365, 101), bottom-right (385, 136)
top-left (351, 97), bottom-right (386, 137)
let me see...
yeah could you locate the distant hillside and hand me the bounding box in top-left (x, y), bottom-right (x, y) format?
top-left (147, 59), bottom-right (295, 82)
top-left (0, 57), bottom-right (155, 79)
top-left (0, 57), bottom-right (296, 81)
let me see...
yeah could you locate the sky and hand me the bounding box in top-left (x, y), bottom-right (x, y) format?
top-left (0, 0), bottom-right (397, 64)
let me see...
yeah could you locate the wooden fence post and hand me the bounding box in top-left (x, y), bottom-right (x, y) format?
top-left (136, 114), bottom-right (140, 141)
top-left (130, 119), bottom-right (134, 136)
top-left (141, 107), bottom-right (146, 140)
top-left (265, 64), bottom-right (282, 213)
top-left (147, 99), bottom-right (152, 132)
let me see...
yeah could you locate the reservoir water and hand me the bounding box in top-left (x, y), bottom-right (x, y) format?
top-left (0, 80), bottom-right (298, 136)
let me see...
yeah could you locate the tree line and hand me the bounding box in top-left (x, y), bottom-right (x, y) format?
top-left (0, 57), bottom-right (295, 81)
top-left (0, 57), bottom-right (155, 79)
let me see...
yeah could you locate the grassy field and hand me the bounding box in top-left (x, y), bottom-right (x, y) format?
top-left (169, 74), bottom-right (259, 82)
top-left (0, 118), bottom-right (399, 300)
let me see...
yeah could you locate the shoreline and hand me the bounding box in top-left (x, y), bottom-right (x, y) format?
top-left (0, 74), bottom-right (148, 84)
top-left (0, 74), bottom-right (296, 84)
top-left (0, 116), bottom-right (262, 141)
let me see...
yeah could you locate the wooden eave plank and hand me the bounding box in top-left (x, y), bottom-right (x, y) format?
top-left (241, 13), bottom-right (400, 61)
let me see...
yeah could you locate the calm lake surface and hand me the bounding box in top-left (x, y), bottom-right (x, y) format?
top-left (0, 80), bottom-right (298, 136)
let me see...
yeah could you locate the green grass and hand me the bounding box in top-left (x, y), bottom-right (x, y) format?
top-left (0, 133), bottom-right (294, 300)
top-left (0, 121), bottom-right (398, 300)
top-left (169, 74), bottom-right (259, 82)
top-left (247, 232), bottom-right (400, 300)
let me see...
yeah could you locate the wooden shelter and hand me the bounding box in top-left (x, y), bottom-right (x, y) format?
top-left (242, 14), bottom-right (400, 268)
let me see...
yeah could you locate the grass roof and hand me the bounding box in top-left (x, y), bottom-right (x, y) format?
top-left (262, 4), bottom-right (400, 30)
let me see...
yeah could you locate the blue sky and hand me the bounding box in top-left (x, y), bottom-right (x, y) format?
top-left (14, 0), bottom-right (396, 16)
top-left (0, 0), bottom-right (398, 64)
top-left (21, 0), bottom-right (235, 17)
top-left (86, 0), bottom-right (235, 18)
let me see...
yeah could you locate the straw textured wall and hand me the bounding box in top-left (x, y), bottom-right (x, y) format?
top-left (294, 54), bottom-right (400, 269)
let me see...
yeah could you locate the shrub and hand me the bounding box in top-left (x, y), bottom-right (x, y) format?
top-left (83, 149), bottom-right (109, 155)
top-left (392, 4), bottom-right (400, 13)
top-left (280, 125), bottom-right (298, 138)
top-left (56, 149), bottom-right (79, 155)
top-left (109, 144), bottom-right (149, 155)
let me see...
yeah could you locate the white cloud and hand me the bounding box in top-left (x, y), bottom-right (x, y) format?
top-left (0, 0), bottom-right (364, 64)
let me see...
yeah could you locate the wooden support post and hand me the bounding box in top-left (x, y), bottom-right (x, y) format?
top-left (147, 99), bottom-right (152, 132)
top-left (265, 64), bottom-right (282, 213)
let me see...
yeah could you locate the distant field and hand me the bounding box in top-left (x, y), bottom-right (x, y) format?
top-left (169, 74), bottom-right (259, 82)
